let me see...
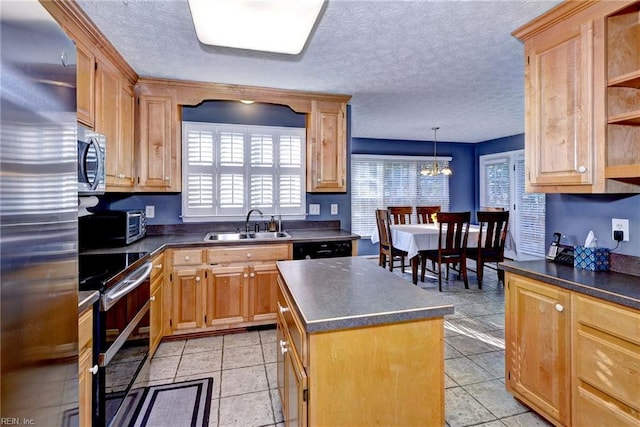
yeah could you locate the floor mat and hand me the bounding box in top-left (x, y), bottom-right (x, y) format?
top-left (126, 378), bottom-right (213, 427)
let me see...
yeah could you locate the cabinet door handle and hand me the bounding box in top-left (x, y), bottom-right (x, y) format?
top-left (164, 176), bottom-right (170, 181)
top-left (278, 303), bottom-right (289, 314)
top-left (577, 166), bottom-right (586, 173)
top-left (89, 365), bottom-right (98, 375)
top-left (117, 173), bottom-right (125, 179)
top-left (243, 273), bottom-right (248, 278)
top-left (555, 303), bottom-right (564, 312)
top-left (150, 296), bottom-right (156, 302)
top-left (195, 276), bottom-right (201, 282)
top-left (279, 339), bottom-right (288, 354)
top-left (155, 264), bottom-right (162, 269)
top-left (250, 272), bottom-right (255, 278)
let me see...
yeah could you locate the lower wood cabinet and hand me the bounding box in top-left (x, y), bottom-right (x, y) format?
top-left (505, 272), bottom-right (640, 427)
top-left (573, 294), bottom-right (640, 427)
top-left (149, 253), bottom-right (164, 357)
top-left (78, 306), bottom-right (95, 427)
top-left (505, 273), bottom-right (571, 426)
top-left (167, 244), bottom-right (290, 335)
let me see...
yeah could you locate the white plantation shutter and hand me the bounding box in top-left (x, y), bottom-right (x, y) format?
top-left (182, 122), bottom-right (305, 220)
top-left (479, 150), bottom-right (545, 259)
top-left (516, 153), bottom-right (545, 257)
top-left (184, 125), bottom-right (215, 216)
top-left (351, 155), bottom-right (451, 237)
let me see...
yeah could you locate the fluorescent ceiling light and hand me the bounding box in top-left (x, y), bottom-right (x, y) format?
top-left (187, 0), bottom-right (325, 55)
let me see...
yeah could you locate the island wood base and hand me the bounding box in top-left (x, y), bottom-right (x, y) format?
top-left (307, 318), bottom-right (445, 426)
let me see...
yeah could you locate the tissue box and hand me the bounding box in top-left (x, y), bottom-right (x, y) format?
top-left (574, 246), bottom-right (610, 271)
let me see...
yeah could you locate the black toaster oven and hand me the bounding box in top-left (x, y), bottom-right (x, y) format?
top-left (79, 210), bottom-right (146, 249)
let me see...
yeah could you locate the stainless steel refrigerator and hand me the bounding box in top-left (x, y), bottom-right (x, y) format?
top-left (1, 0), bottom-right (79, 424)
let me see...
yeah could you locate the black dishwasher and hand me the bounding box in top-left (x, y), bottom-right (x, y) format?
top-left (292, 240), bottom-right (353, 259)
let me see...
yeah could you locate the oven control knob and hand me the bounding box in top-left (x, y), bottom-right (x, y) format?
top-left (89, 365), bottom-right (98, 375)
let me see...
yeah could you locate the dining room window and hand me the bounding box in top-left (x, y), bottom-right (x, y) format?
top-left (351, 154), bottom-right (451, 237)
top-left (181, 121), bottom-right (306, 221)
top-left (479, 150), bottom-right (545, 259)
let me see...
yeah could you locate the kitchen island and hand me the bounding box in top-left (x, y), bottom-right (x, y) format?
top-left (276, 257), bottom-right (453, 426)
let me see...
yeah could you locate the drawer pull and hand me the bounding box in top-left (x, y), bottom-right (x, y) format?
top-left (89, 365), bottom-right (98, 375)
top-left (150, 296), bottom-right (156, 302)
top-left (279, 339), bottom-right (288, 354)
top-left (555, 303), bottom-right (564, 312)
top-left (184, 256), bottom-right (190, 261)
top-left (155, 264), bottom-right (162, 269)
top-left (246, 253), bottom-right (252, 258)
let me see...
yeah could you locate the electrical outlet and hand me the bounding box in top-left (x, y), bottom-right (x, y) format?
top-left (145, 205), bottom-right (155, 219)
top-left (331, 204), bottom-right (338, 215)
top-left (612, 218), bottom-right (629, 241)
top-left (309, 204), bottom-right (320, 215)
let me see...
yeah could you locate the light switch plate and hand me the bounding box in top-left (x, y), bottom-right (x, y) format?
top-left (309, 204), bottom-right (320, 215)
top-left (331, 204), bottom-right (338, 215)
top-left (145, 205), bottom-right (155, 219)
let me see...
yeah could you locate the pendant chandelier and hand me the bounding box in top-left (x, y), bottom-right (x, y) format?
top-left (420, 126), bottom-right (453, 176)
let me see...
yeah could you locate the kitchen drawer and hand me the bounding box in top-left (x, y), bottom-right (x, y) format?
top-left (78, 308), bottom-right (93, 353)
top-left (150, 253), bottom-right (164, 281)
top-left (575, 384), bottom-right (639, 427)
top-left (207, 244), bottom-right (290, 264)
top-left (172, 249), bottom-right (203, 266)
top-left (277, 275), bottom-right (306, 366)
top-left (575, 295), bottom-right (640, 345)
top-left (575, 329), bottom-right (640, 410)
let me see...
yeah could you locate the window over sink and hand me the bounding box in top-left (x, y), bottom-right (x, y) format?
top-left (182, 122), bottom-right (306, 221)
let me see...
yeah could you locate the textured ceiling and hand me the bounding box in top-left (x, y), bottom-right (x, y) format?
top-left (76, 0), bottom-right (562, 143)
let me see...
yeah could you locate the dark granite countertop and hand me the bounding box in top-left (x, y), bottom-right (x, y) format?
top-left (500, 260), bottom-right (640, 310)
top-left (81, 228), bottom-right (360, 257)
top-left (78, 290), bottom-right (99, 314)
top-left (276, 257), bottom-right (454, 333)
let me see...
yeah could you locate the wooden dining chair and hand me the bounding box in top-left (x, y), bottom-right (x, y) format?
top-left (375, 209), bottom-right (408, 273)
top-left (387, 206), bottom-right (413, 224)
top-left (466, 210), bottom-right (509, 288)
top-left (419, 211), bottom-right (471, 291)
top-left (416, 206), bottom-right (441, 224)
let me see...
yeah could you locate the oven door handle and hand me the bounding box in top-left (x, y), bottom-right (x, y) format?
top-left (102, 262), bottom-right (153, 311)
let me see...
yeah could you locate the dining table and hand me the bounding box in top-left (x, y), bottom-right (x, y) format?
top-left (370, 223), bottom-right (480, 285)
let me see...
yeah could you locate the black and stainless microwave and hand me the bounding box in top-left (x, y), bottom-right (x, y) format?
top-left (78, 125), bottom-right (106, 195)
top-left (79, 210), bottom-right (146, 249)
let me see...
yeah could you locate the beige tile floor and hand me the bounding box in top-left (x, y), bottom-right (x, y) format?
top-left (143, 260), bottom-right (553, 427)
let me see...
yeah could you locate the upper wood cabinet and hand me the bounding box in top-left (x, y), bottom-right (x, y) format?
top-left (75, 38), bottom-right (95, 128)
top-left (514, 0), bottom-right (640, 193)
top-left (95, 59), bottom-right (135, 190)
top-left (42, 0), bottom-right (138, 192)
top-left (306, 100), bottom-right (347, 192)
top-left (136, 93), bottom-right (180, 192)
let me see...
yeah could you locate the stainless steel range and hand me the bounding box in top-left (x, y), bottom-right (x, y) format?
top-left (79, 252), bottom-right (152, 426)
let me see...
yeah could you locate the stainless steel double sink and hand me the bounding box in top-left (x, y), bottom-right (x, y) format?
top-left (203, 231), bottom-right (291, 241)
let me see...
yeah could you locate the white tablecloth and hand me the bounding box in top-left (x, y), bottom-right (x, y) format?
top-left (371, 223), bottom-right (480, 259)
